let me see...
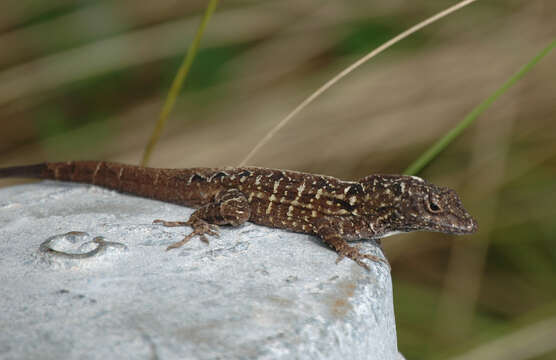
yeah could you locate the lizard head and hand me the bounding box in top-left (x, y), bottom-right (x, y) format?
top-left (358, 175), bottom-right (478, 236)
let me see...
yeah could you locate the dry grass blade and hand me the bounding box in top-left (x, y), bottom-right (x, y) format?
top-left (0, 2), bottom-right (298, 109)
top-left (445, 316), bottom-right (556, 360)
top-left (238, 0), bottom-right (479, 166)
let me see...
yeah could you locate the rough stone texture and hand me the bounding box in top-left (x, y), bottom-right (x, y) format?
top-left (0, 181), bottom-right (400, 360)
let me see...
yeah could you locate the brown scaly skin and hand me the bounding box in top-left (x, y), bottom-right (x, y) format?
top-left (0, 161), bottom-right (478, 270)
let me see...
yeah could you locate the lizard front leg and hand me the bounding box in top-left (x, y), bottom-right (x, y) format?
top-left (314, 218), bottom-right (388, 270)
top-left (154, 188), bottom-right (250, 250)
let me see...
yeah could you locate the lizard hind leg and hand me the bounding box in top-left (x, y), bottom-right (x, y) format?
top-left (155, 188), bottom-right (250, 250)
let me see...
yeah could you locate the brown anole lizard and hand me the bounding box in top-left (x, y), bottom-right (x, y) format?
top-left (0, 161), bottom-right (477, 269)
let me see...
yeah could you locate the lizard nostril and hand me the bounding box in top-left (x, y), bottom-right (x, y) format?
top-left (465, 218), bottom-right (478, 233)
top-left (471, 219), bottom-right (478, 232)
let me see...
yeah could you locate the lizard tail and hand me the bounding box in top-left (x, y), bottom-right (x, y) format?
top-left (0, 161), bottom-right (189, 204)
top-left (0, 161), bottom-right (110, 183)
top-left (0, 161), bottom-right (149, 188)
top-left (0, 163), bottom-right (48, 179)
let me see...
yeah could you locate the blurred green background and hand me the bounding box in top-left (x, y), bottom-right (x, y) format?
top-left (1, 1), bottom-right (555, 359)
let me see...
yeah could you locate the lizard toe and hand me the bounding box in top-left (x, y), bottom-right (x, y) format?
top-left (336, 245), bottom-right (389, 270)
top-left (154, 219), bottom-right (188, 227)
top-left (166, 232), bottom-right (195, 250)
top-left (199, 235), bottom-right (210, 244)
top-left (361, 253), bottom-right (390, 269)
top-left (355, 259), bottom-right (371, 271)
top-left (207, 224), bottom-right (220, 237)
top-left (335, 253), bottom-right (345, 264)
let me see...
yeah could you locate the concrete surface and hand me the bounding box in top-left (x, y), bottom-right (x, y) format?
top-left (0, 181), bottom-right (400, 360)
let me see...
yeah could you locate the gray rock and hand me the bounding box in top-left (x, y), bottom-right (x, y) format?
top-left (0, 181), bottom-right (401, 360)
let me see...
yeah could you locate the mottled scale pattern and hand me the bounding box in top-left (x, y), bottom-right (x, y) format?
top-left (0, 161), bottom-right (478, 269)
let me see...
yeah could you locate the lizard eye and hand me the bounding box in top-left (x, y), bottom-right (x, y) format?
top-left (426, 196), bottom-right (442, 213)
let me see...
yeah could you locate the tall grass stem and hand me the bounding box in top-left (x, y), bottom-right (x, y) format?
top-left (403, 39), bottom-right (556, 176)
top-left (141, 0), bottom-right (219, 166)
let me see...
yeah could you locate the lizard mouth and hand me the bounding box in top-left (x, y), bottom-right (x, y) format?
top-left (426, 214), bottom-right (478, 235)
top-left (452, 216), bottom-right (478, 234)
